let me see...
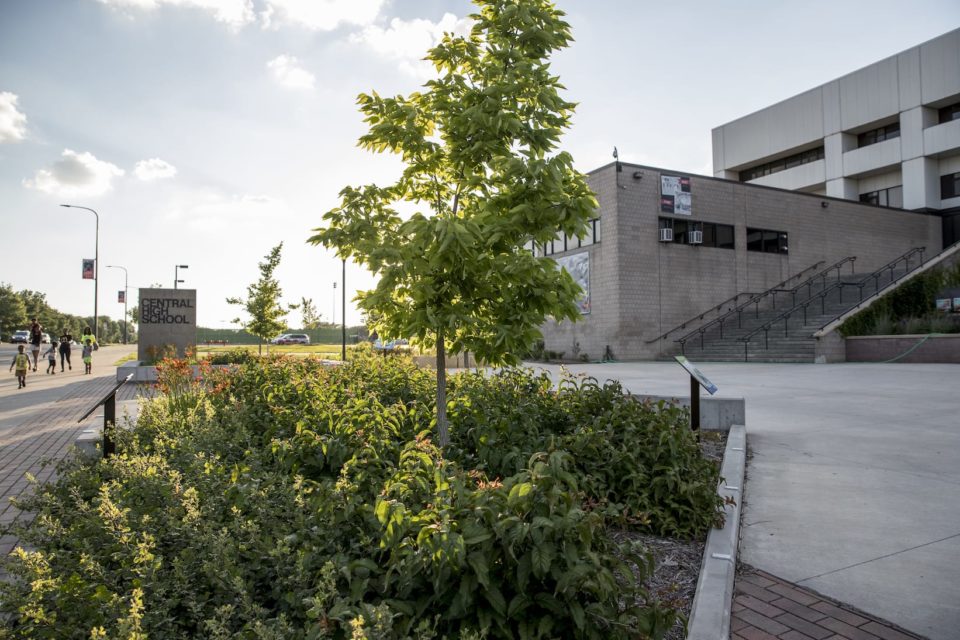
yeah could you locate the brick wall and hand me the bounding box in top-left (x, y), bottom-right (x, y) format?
top-left (539, 163), bottom-right (942, 360)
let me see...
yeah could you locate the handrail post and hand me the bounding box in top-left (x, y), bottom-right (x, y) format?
top-left (103, 393), bottom-right (116, 458)
top-left (764, 328), bottom-right (769, 350)
top-left (744, 340), bottom-right (748, 362)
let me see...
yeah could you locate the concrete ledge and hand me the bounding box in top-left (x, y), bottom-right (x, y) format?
top-left (74, 428), bottom-right (101, 459)
top-left (687, 423), bottom-right (746, 640)
top-left (117, 361), bottom-right (158, 382)
top-left (846, 333), bottom-right (960, 363)
top-left (633, 395), bottom-right (745, 432)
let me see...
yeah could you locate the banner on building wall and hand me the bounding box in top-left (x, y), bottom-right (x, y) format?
top-left (555, 251), bottom-right (590, 315)
top-left (660, 175), bottom-right (692, 215)
top-left (82, 259), bottom-right (95, 280)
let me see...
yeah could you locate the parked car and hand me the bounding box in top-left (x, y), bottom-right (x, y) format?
top-left (11, 330), bottom-right (29, 344)
top-left (41, 333), bottom-right (51, 344)
top-left (271, 333), bottom-right (310, 345)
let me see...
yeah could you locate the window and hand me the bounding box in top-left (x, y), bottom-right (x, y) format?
top-left (739, 147), bottom-right (824, 182)
top-left (942, 172), bottom-right (960, 200)
top-left (531, 217), bottom-right (601, 257)
top-left (859, 185), bottom-right (903, 208)
top-left (660, 218), bottom-right (734, 249)
top-left (857, 122), bottom-right (900, 147)
top-left (747, 227), bottom-right (788, 254)
top-left (939, 102), bottom-right (960, 124)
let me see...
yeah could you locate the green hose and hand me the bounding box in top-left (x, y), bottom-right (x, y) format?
top-left (882, 333), bottom-right (944, 363)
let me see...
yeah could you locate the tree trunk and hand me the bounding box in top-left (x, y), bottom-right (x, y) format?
top-left (436, 329), bottom-right (449, 447)
top-left (258, 338), bottom-right (262, 355)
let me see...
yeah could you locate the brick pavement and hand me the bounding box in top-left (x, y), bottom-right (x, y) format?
top-left (734, 565), bottom-right (928, 640)
top-left (0, 349), bottom-right (143, 558)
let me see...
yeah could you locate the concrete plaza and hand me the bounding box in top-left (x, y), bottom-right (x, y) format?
top-left (535, 360), bottom-right (960, 640)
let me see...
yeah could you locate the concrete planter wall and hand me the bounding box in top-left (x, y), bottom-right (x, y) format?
top-left (846, 333), bottom-right (960, 363)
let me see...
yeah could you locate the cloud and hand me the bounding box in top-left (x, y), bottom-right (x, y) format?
top-left (134, 158), bottom-right (178, 180)
top-left (23, 149), bottom-right (125, 197)
top-left (349, 13), bottom-right (472, 78)
top-left (95, 0), bottom-right (255, 30)
top-left (261, 0), bottom-right (384, 31)
top-left (0, 92), bottom-right (28, 143)
top-left (165, 190), bottom-right (285, 231)
top-left (266, 55), bottom-right (316, 90)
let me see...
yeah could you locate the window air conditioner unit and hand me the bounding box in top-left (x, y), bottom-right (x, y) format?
top-left (659, 228), bottom-right (673, 242)
top-left (689, 230), bottom-right (703, 245)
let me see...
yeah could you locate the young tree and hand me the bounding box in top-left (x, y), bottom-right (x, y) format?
top-left (227, 243), bottom-right (296, 354)
top-left (300, 297), bottom-right (323, 329)
top-left (309, 0), bottom-right (596, 446)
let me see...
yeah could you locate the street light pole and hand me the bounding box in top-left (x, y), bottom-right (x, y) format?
top-left (61, 204), bottom-right (99, 339)
top-left (106, 265), bottom-right (128, 344)
top-left (174, 264), bottom-right (189, 289)
top-left (341, 258), bottom-right (346, 361)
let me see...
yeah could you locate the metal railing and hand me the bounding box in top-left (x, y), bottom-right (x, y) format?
top-left (77, 373), bottom-right (133, 458)
top-left (738, 247), bottom-right (925, 361)
top-left (674, 260), bottom-right (827, 354)
top-left (769, 256), bottom-right (857, 308)
top-left (646, 292), bottom-right (760, 344)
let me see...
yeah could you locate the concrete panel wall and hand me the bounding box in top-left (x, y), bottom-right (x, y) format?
top-left (920, 29), bottom-right (960, 105)
top-left (924, 119), bottom-right (960, 157)
top-left (838, 56), bottom-right (900, 131)
top-left (842, 137), bottom-right (902, 177)
top-left (714, 88), bottom-right (824, 170)
top-left (748, 159), bottom-right (825, 190)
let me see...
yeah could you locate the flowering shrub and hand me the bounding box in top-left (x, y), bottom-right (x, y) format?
top-left (0, 354), bottom-right (719, 639)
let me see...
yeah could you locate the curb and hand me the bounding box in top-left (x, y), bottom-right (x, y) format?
top-left (687, 423), bottom-right (746, 640)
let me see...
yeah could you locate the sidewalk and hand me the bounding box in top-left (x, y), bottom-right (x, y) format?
top-left (0, 345), bottom-right (138, 557)
top-left (733, 565), bottom-right (925, 640)
top-left (532, 361), bottom-right (960, 639)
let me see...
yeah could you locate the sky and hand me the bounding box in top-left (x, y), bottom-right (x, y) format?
top-left (1, 0), bottom-right (957, 330)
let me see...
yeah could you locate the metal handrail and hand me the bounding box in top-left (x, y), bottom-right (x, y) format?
top-left (78, 373), bottom-right (133, 458)
top-left (771, 256), bottom-right (857, 308)
top-left (837, 247), bottom-right (925, 306)
top-left (673, 260), bottom-right (826, 353)
top-left (646, 291), bottom-right (759, 344)
top-left (737, 247), bottom-right (926, 361)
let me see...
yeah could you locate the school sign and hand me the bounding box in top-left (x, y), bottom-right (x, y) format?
top-left (137, 288), bottom-right (197, 362)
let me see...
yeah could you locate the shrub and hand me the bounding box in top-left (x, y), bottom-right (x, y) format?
top-left (839, 261), bottom-right (960, 336)
top-left (1, 355), bottom-right (718, 639)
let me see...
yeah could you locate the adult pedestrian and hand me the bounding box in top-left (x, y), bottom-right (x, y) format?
top-left (58, 329), bottom-right (74, 372)
top-left (79, 326), bottom-right (97, 350)
top-left (29, 318), bottom-right (43, 372)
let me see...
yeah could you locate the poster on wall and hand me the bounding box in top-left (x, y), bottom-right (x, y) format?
top-left (555, 251), bottom-right (590, 315)
top-left (660, 175), bottom-right (692, 215)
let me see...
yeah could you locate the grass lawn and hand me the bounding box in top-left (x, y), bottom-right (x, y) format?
top-left (197, 343), bottom-right (351, 359)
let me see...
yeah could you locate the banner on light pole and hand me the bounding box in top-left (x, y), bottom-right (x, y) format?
top-left (82, 259), bottom-right (95, 280)
top-left (118, 290), bottom-right (125, 303)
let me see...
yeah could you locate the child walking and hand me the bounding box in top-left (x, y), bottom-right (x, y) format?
top-left (81, 338), bottom-right (94, 374)
top-left (9, 344), bottom-right (30, 388)
top-left (44, 343), bottom-right (58, 374)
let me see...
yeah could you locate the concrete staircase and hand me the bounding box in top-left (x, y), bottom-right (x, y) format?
top-left (666, 266), bottom-right (913, 363)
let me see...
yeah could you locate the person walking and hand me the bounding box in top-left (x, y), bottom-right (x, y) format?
top-left (9, 344), bottom-right (30, 388)
top-left (81, 336), bottom-right (95, 374)
top-left (44, 342), bottom-right (58, 374)
top-left (79, 326), bottom-right (97, 350)
top-left (29, 318), bottom-right (43, 372)
top-left (58, 329), bottom-right (73, 372)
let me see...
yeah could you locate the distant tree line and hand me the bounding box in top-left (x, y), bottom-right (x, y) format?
top-left (0, 282), bottom-right (134, 343)
top-left (197, 325), bottom-right (367, 345)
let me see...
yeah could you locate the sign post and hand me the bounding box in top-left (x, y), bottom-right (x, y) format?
top-left (673, 355), bottom-right (718, 434)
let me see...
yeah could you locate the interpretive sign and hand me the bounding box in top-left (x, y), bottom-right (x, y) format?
top-left (674, 355), bottom-right (717, 434)
top-left (674, 355), bottom-right (717, 394)
top-left (137, 288), bottom-right (197, 362)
